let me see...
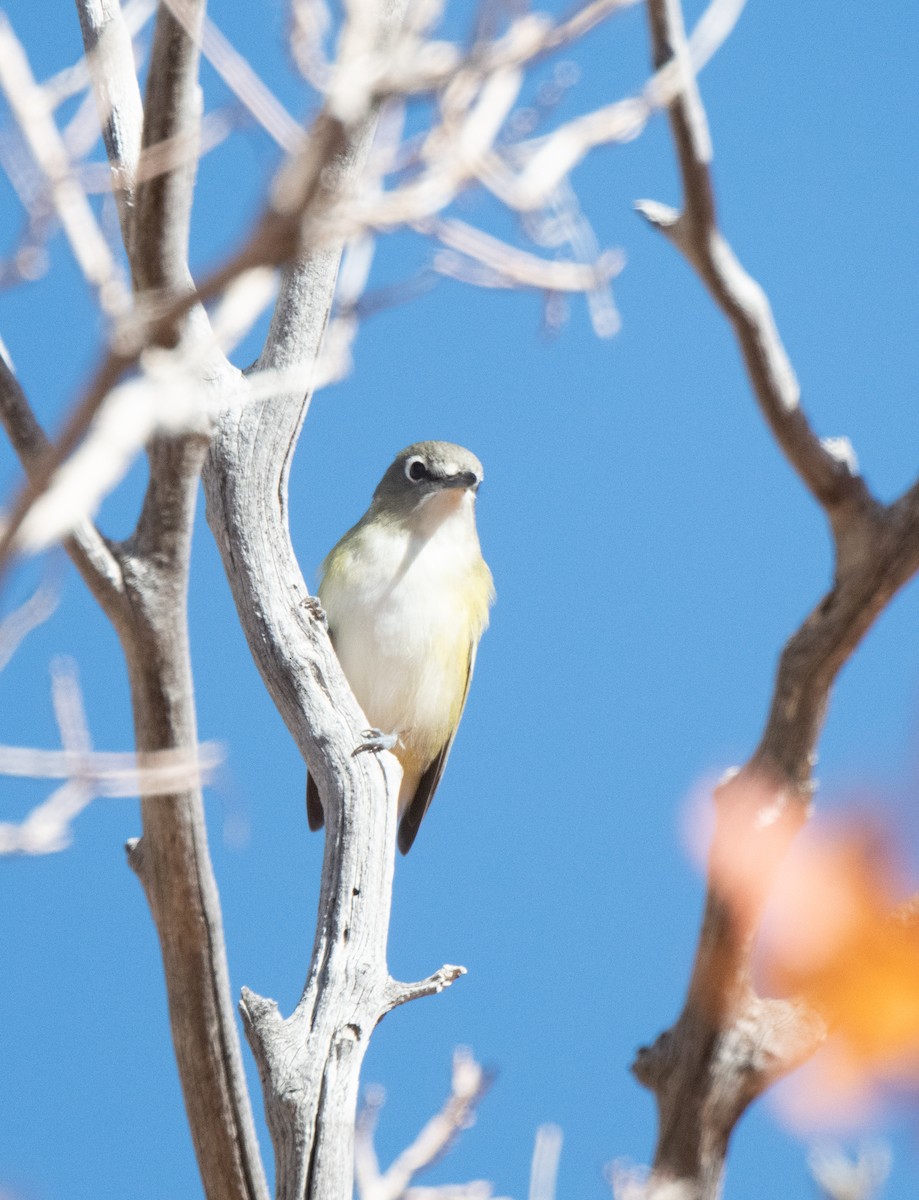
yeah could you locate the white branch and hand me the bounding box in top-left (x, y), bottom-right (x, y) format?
top-left (427, 216), bottom-right (620, 291)
top-left (356, 1050), bottom-right (493, 1200)
top-left (74, 0), bottom-right (149, 234)
top-left (0, 740), bottom-right (224, 793)
top-left (528, 1126), bottom-right (563, 1200)
top-left (808, 1144), bottom-right (891, 1200)
top-left (161, 0), bottom-right (303, 151)
top-left (357, 1058), bottom-right (565, 1200)
top-left (0, 656), bottom-right (224, 855)
top-left (0, 575), bottom-right (59, 672)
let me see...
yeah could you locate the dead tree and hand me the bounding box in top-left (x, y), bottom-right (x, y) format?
top-left (3, 1), bottom-right (908, 1198)
top-left (0, 0), bottom-right (700, 1197)
top-left (630, 1), bottom-right (919, 1196)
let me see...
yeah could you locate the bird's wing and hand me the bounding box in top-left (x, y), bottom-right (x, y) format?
top-left (306, 772), bottom-right (324, 831)
top-left (397, 641), bottom-right (477, 855)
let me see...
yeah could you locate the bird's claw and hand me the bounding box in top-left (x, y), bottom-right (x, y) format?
top-left (302, 595), bottom-right (328, 630)
top-left (352, 728), bottom-right (399, 756)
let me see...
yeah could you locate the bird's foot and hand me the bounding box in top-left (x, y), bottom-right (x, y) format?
top-left (302, 594), bottom-right (328, 630)
top-left (352, 728), bottom-right (400, 756)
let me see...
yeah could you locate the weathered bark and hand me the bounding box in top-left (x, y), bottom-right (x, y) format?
top-left (43, 6), bottom-right (273, 1199)
top-left (205, 237), bottom-right (461, 1200)
top-left (201, 5), bottom-right (478, 1189)
top-left (631, 2), bottom-right (919, 1195)
top-left (119, 436), bottom-right (269, 1200)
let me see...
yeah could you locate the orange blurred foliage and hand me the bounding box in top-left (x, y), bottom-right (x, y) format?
top-left (724, 807), bottom-right (919, 1123)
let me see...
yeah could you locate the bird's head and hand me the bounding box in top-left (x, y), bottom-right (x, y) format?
top-left (372, 442), bottom-right (484, 527)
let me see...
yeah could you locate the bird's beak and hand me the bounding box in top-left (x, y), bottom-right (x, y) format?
top-left (442, 470), bottom-right (480, 491)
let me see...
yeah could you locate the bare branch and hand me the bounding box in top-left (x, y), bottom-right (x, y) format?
top-left (52, 0), bottom-right (153, 108)
top-left (356, 1050), bottom-right (495, 1200)
top-left (0, 738), bottom-right (223, 792)
top-left (75, 0), bottom-right (146, 241)
top-left (290, 0), bottom-right (333, 89)
top-left (383, 964), bottom-right (468, 1012)
top-left (116, 425), bottom-right (270, 1200)
top-left (0, 572), bottom-right (59, 672)
top-left (630, 2), bottom-right (919, 1196)
top-left (0, 344), bottom-right (138, 574)
top-left (636, 0), bottom-right (865, 516)
top-left (528, 1126), bottom-right (563, 1200)
top-left (11, 289), bottom-right (273, 556)
top-left (131, 0), bottom-right (205, 295)
top-left (0, 654), bottom-right (224, 855)
top-left (425, 216), bottom-right (621, 295)
top-left (0, 781), bottom-right (94, 855)
top-left (198, 10), bottom-right (303, 151)
top-left (202, 10), bottom-right (469, 1200)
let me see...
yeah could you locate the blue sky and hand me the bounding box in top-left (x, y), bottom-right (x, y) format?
top-left (1, 2), bottom-right (918, 1199)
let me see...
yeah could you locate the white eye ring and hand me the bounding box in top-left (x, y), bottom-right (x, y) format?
top-left (405, 457), bottom-right (427, 482)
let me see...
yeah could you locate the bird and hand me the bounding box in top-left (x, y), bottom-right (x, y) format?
top-left (306, 441), bottom-right (494, 854)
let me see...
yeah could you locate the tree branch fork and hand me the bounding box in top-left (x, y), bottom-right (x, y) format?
top-left (7, 2), bottom-right (916, 1199)
top-left (629, 2), bottom-right (919, 1196)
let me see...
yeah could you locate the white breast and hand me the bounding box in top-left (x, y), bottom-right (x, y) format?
top-left (319, 494), bottom-right (483, 756)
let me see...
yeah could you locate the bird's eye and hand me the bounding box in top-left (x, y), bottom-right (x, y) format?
top-left (406, 458), bottom-right (428, 482)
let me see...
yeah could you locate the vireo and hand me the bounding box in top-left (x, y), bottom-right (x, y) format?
top-left (307, 441), bottom-right (494, 853)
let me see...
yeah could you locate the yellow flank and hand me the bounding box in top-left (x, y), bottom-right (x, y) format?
top-left (311, 440), bottom-right (493, 852)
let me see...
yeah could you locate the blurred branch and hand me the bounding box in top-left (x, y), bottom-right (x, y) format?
top-left (0, 0), bottom-right (671, 570)
top-left (424, 216), bottom-right (622, 295)
top-left (356, 1049), bottom-right (494, 1200)
top-left (356, 1054), bottom-right (562, 1200)
top-left (809, 1144), bottom-right (890, 1200)
top-left (528, 1125), bottom-right (563, 1200)
top-left (0, 573), bottom-right (59, 672)
top-left (0, 655), bottom-right (224, 855)
top-left (630, 1), bottom-right (919, 1196)
top-left (11, 303), bottom-right (266, 558)
top-left (0, 12), bottom-right (130, 317)
top-left (180, 3), bottom-right (303, 151)
top-left (0, 342), bottom-right (125, 603)
top-left (0, 737), bottom-right (223, 793)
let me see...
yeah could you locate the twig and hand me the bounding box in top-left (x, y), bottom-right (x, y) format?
top-left (0, 655), bottom-right (224, 855)
top-left (528, 1126), bottom-right (563, 1200)
top-left (356, 1050), bottom-right (495, 1200)
top-left (12, 273), bottom-right (275, 556)
top-left (635, 0), bottom-right (862, 514)
top-left (423, 215), bottom-right (621, 293)
top-left (809, 1144), bottom-right (890, 1200)
top-left (0, 341), bottom-right (124, 603)
top-left (0, 739), bottom-right (224, 791)
top-left (0, 573), bottom-right (60, 672)
top-left (161, 0), bottom-right (302, 152)
top-left (75, 0), bottom-right (146, 241)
